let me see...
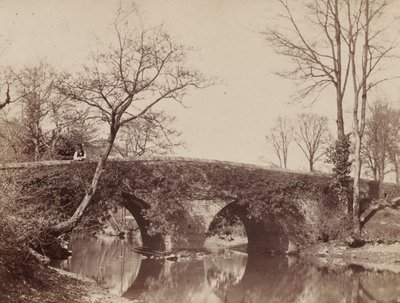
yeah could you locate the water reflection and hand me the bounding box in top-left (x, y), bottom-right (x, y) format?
top-left (57, 235), bottom-right (400, 303)
top-left (57, 234), bottom-right (142, 296)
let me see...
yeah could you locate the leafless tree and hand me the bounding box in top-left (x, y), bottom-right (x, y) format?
top-left (363, 103), bottom-right (400, 184)
top-left (266, 117), bottom-right (293, 169)
top-left (53, 12), bottom-right (207, 235)
top-left (14, 62), bottom-right (61, 161)
top-left (263, 0), bottom-right (350, 141)
top-left (0, 83), bottom-right (11, 110)
top-left (361, 100), bottom-right (392, 182)
top-left (0, 69), bottom-right (31, 111)
top-left (265, 0), bottom-right (398, 234)
top-left (294, 113), bottom-right (330, 172)
top-left (116, 111), bottom-right (183, 157)
top-left (0, 115), bottom-right (27, 162)
top-left (345, 0), bottom-right (396, 234)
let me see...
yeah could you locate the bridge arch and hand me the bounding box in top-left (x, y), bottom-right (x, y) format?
top-left (205, 201), bottom-right (289, 253)
top-left (121, 193), bottom-right (165, 251)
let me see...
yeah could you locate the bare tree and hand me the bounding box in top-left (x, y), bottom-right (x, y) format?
top-left (361, 100), bottom-right (392, 182)
top-left (0, 115), bottom-right (27, 162)
top-left (266, 117), bottom-right (293, 169)
top-left (265, 0), bottom-right (398, 234)
top-left (294, 113), bottom-right (330, 172)
top-left (116, 111), bottom-right (183, 157)
top-left (262, 0), bottom-right (354, 215)
top-left (53, 13), bottom-right (207, 234)
top-left (0, 83), bottom-right (11, 110)
top-left (14, 62), bottom-right (61, 161)
top-left (345, 0), bottom-right (396, 234)
top-left (263, 0), bottom-right (350, 141)
top-left (0, 69), bottom-right (31, 111)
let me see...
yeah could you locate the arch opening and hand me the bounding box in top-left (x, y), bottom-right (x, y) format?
top-left (121, 193), bottom-right (165, 251)
top-left (204, 202), bottom-right (248, 251)
top-left (205, 201), bottom-right (290, 254)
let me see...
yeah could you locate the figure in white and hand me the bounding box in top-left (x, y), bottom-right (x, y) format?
top-left (73, 144), bottom-right (87, 161)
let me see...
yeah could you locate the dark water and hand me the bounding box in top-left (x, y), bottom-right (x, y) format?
top-left (55, 235), bottom-right (400, 303)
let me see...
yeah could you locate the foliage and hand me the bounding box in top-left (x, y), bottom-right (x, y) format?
top-left (0, 172), bottom-right (37, 279)
top-left (0, 171), bottom-right (89, 303)
top-left (0, 164), bottom-right (126, 257)
top-left (326, 134), bottom-right (353, 211)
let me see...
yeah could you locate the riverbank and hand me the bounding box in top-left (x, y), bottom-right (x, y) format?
top-left (51, 268), bottom-right (133, 303)
top-left (302, 242), bottom-right (400, 272)
top-left (0, 264), bottom-right (133, 303)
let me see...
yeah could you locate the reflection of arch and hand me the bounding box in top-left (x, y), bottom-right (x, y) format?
top-left (204, 254), bottom-right (307, 303)
top-left (122, 259), bottom-right (164, 300)
top-left (206, 201), bottom-right (289, 253)
top-left (121, 193), bottom-right (164, 251)
top-left (203, 251), bottom-right (247, 300)
top-left (218, 255), bottom-right (309, 303)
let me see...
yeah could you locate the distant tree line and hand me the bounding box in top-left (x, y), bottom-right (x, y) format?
top-left (266, 101), bottom-right (400, 183)
top-left (362, 100), bottom-right (400, 183)
top-left (266, 113), bottom-right (330, 172)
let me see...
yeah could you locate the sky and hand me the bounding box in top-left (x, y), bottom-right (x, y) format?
top-left (0, 0), bottom-right (399, 171)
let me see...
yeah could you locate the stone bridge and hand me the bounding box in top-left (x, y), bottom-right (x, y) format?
top-left (2, 157), bottom-right (400, 253)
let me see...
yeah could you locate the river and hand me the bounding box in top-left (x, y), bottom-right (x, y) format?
top-left (53, 234), bottom-right (400, 303)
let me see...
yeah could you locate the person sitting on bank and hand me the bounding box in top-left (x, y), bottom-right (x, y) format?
top-left (73, 144), bottom-right (87, 161)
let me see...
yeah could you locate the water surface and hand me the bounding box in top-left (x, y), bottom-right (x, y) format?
top-left (56, 235), bottom-right (400, 302)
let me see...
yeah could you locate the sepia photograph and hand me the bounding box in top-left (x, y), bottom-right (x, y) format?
top-left (1, 0), bottom-right (400, 302)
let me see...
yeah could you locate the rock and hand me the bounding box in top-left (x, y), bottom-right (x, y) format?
top-left (346, 235), bottom-right (366, 248)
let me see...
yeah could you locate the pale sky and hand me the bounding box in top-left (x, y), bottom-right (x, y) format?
top-left (0, 0), bottom-right (399, 171)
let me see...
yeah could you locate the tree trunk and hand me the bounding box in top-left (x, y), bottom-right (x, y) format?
top-left (352, 134), bottom-right (362, 235)
top-left (352, 0), bottom-right (369, 236)
top-left (34, 138), bottom-right (40, 161)
top-left (372, 167), bottom-right (377, 181)
top-left (336, 93), bottom-right (345, 140)
top-left (283, 152), bottom-right (287, 169)
top-left (334, 0), bottom-right (345, 141)
top-left (52, 127), bottom-right (118, 235)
